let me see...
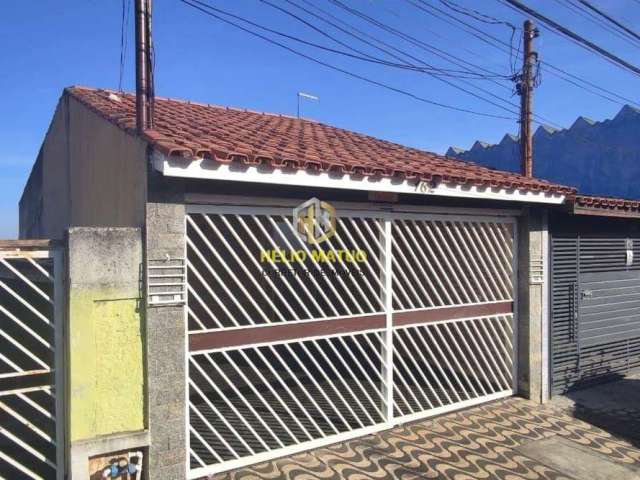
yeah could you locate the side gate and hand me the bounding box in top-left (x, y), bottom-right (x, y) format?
top-left (185, 204), bottom-right (516, 478)
top-left (0, 242), bottom-right (64, 480)
top-left (551, 236), bottom-right (640, 393)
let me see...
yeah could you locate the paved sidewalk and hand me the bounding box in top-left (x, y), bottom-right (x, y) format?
top-left (208, 395), bottom-right (640, 480)
top-left (552, 372), bottom-right (640, 448)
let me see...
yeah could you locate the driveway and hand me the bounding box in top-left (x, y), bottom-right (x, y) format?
top-left (209, 391), bottom-right (640, 479)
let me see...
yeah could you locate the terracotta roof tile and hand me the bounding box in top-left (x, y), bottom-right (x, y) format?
top-left (66, 86), bottom-right (576, 196)
top-left (575, 195), bottom-right (640, 212)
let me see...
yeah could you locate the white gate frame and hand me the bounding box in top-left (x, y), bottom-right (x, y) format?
top-left (184, 202), bottom-right (518, 478)
top-left (0, 246), bottom-right (65, 480)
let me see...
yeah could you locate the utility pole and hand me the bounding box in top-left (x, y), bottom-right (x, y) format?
top-left (135, 0), bottom-right (154, 133)
top-left (518, 20), bottom-right (538, 177)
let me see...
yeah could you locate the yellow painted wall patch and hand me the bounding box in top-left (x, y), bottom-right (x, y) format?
top-left (68, 289), bottom-right (144, 442)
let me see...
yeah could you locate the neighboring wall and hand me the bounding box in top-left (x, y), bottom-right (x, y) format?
top-left (20, 102), bottom-right (71, 238)
top-left (19, 92), bottom-right (147, 239)
top-left (67, 228), bottom-right (147, 478)
top-left (18, 91), bottom-right (150, 478)
top-left (447, 105), bottom-right (640, 199)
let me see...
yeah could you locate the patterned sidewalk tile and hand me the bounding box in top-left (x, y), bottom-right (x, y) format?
top-left (206, 397), bottom-right (640, 480)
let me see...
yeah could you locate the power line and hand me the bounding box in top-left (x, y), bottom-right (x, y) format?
top-left (191, 0), bottom-right (524, 118)
top-left (399, 0), bottom-right (565, 119)
top-left (271, 0), bottom-right (611, 127)
top-left (542, 59), bottom-right (640, 108)
top-left (325, 0), bottom-right (538, 119)
top-left (364, 0), bottom-right (524, 92)
top-left (511, 25), bottom-right (522, 74)
top-left (555, 0), bottom-right (640, 49)
top-left (189, 0), bottom-right (504, 79)
top-left (178, 0), bottom-right (517, 120)
top-left (408, 0), bottom-right (519, 64)
top-left (406, 0), bottom-right (640, 107)
top-left (294, 0), bottom-right (559, 127)
top-left (387, 0), bottom-right (517, 77)
top-left (499, 0), bottom-right (640, 77)
top-left (327, 1), bottom-right (524, 111)
top-left (574, 0), bottom-right (640, 44)
top-left (290, 0), bottom-right (487, 75)
top-left (293, 0), bottom-right (518, 101)
top-left (258, 0), bottom-right (503, 79)
top-left (408, 0), bottom-right (525, 80)
top-left (543, 63), bottom-right (626, 105)
top-left (439, 0), bottom-right (516, 28)
top-left (298, 0), bottom-right (510, 81)
top-left (411, 0), bottom-right (639, 105)
top-left (118, 0), bottom-right (132, 91)
top-left (291, 0), bottom-right (423, 68)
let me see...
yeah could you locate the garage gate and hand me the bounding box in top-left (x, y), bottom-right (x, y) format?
top-left (185, 204), bottom-right (516, 477)
top-left (551, 234), bottom-right (640, 394)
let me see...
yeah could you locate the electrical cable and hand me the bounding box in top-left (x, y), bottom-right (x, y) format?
top-left (178, 0), bottom-right (518, 120)
top-left (297, 0), bottom-right (511, 82)
top-left (439, 0), bottom-right (516, 27)
top-left (258, 0), bottom-right (503, 78)
top-left (118, 0), bottom-right (132, 91)
top-left (187, 0), bottom-right (503, 79)
top-left (325, 0), bottom-right (529, 116)
top-left (327, 0), bottom-right (563, 127)
top-left (188, 0), bottom-right (525, 118)
top-left (555, 0), bottom-right (640, 49)
top-left (575, 0), bottom-right (640, 43)
top-left (406, 0), bottom-right (640, 107)
top-left (498, 0), bottom-right (640, 77)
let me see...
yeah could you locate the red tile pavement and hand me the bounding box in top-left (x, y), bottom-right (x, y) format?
top-left (65, 86), bottom-right (576, 196)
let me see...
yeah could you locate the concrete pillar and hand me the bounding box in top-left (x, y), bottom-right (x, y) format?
top-left (145, 203), bottom-right (187, 479)
top-left (66, 228), bottom-right (148, 479)
top-left (516, 208), bottom-right (548, 403)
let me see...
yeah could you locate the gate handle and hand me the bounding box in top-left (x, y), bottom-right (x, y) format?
top-left (571, 282), bottom-right (579, 342)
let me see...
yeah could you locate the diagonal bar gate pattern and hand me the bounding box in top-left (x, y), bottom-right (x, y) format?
top-left (185, 206), bottom-right (516, 478)
top-left (0, 247), bottom-right (63, 480)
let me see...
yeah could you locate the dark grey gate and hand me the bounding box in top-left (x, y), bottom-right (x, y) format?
top-left (551, 235), bottom-right (640, 394)
top-left (579, 270), bottom-right (640, 348)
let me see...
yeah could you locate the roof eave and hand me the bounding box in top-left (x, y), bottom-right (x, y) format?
top-left (571, 203), bottom-right (640, 218)
top-left (152, 150), bottom-right (566, 206)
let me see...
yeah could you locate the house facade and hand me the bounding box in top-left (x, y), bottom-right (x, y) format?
top-left (12, 86), bottom-right (640, 479)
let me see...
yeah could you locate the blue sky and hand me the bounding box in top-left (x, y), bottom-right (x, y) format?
top-left (1, 0), bottom-right (639, 237)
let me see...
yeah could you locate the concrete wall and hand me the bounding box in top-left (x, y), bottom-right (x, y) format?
top-left (145, 202), bottom-right (187, 479)
top-left (67, 227), bottom-right (147, 479)
top-left (19, 93), bottom-right (147, 239)
top-left (517, 208), bottom-right (547, 402)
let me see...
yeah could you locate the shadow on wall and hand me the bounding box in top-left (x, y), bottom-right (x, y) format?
top-left (564, 375), bottom-right (640, 449)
